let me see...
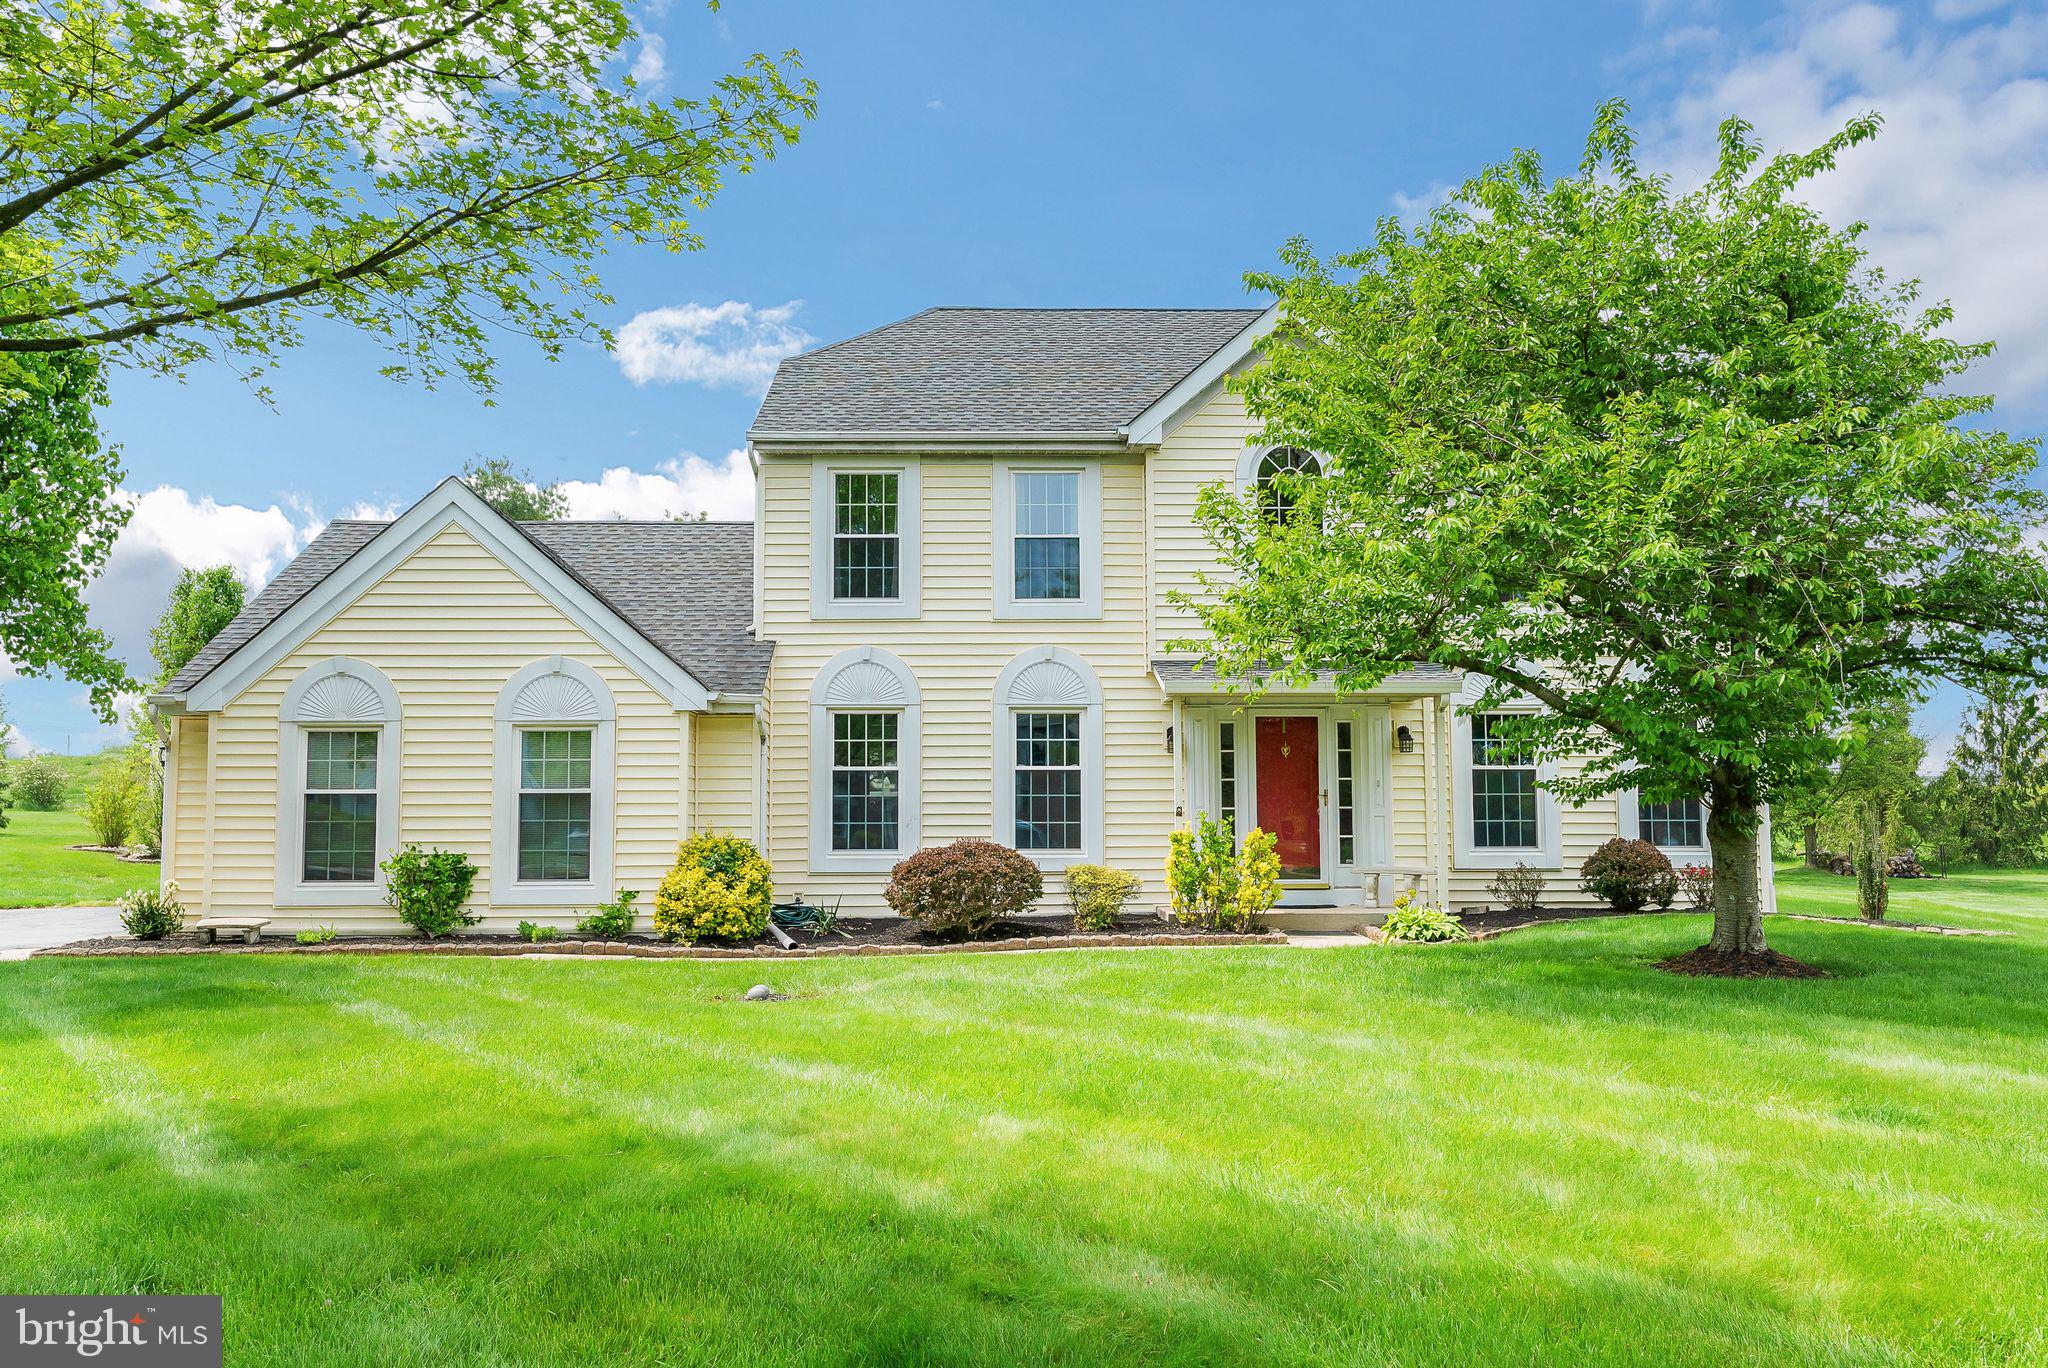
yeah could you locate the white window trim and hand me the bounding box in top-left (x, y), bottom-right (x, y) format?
top-left (810, 458), bottom-right (921, 620)
top-left (1619, 790), bottom-right (1713, 865)
top-left (491, 657), bottom-right (616, 906)
top-left (992, 461), bottom-right (1102, 620)
top-left (993, 647), bottom-right (1104, 872)
top-left (274, 657), bottom-right (402, 908)
top-left (1451, 707), bottom-right (1562, 870)
top-left (1235, 443), bottom-right (1325, 497)
top-left (810, 647), bottom-right (922, 873)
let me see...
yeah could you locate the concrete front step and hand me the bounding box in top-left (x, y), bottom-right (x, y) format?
top-left (1264, 907), bottom-right (1388, 933)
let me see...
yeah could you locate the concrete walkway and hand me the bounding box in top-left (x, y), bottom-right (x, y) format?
top-left (0, 905), bottom-right (121, 960)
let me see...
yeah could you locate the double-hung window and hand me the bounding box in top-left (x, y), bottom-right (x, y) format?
top-left (1013, 711), bottom-right (1082, 852)
top-left (995, 462), bottom-right (1100, 617)
top-left (832, 472), bottom-right (899, 601)
top-left (302, 730), bottom-right (379, 882)
top-left (831, 712), bottom-right (901, 852)
top-left (1012, 471), bottom-right (1081, 602)
top-left (1641, 797), bottom-right (1706, 849)
top-left (1470, 714), bottom-right (1539, 850)
top-left (518, 729), bottom-right (593, 881)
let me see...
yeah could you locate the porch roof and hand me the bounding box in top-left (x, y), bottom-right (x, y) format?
top-left (1150, 659), bottom-right (1462, 698)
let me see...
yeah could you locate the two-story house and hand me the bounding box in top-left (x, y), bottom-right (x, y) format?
top-left (150, 305), bottom-right (1773, 932)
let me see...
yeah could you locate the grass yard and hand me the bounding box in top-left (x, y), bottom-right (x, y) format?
top-left (2, 870), bottom-right (2044, 1365)
top-left (0, 808), bottom-right (156, 907)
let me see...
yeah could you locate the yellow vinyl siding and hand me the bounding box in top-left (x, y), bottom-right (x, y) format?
top-left (189, 523), bottom-right (690, 933)
top-left (167, 715), bottom-right (210, 905)
top-left (1148, 384), bottom-right (1250, 652)
top-left (693, 713), bottom-right (759, 842)
top-left (759, 452), bottom-right (1175, 914)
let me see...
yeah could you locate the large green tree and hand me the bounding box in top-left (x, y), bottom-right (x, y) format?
top-left (1188, 103), bottom-right (2048, 969)
top-left (1948, 680), bottom-right (2048, 865)
top-left (149, 565), bottom-right (247, 686)
top-left (1833, 701), bottom-right (1925, 922)
top-left (0, 1), bottom-right (811, 715)
top-left (0, 350), bottom-right (126, 715)
top-left (462, 456), bottom-right (569, 521)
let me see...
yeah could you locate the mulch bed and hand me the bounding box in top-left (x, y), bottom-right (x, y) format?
top-left (1656, 946), bottom-right (1829, 979)
top-left (1457, 905), bottom-right (1701, 934)
top-left (35, 915), bottom-right (1286, 960)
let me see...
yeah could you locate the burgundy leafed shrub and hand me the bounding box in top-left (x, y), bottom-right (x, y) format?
top-left (885, 839), bottom-right (1044, 939)
top-left (1579, 837), bottom-right (1677, 912)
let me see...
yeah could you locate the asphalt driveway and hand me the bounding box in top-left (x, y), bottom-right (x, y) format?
top-left (0, 905), bottom-right (121, 959)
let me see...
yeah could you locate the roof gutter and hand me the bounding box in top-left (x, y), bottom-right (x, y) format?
top-left (747, 430), bottom-right (1131, 454)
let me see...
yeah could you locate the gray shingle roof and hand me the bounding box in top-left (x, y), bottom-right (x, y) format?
top-left (164, 519), bottom-right (773, 699)
top-left (751, 307), bottom-right (1267, 438)
top-left (1150, 659), bottom-right (1461, 693)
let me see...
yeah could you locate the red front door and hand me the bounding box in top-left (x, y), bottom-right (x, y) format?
top-left (1254, 716), bottom-right (1321, 880)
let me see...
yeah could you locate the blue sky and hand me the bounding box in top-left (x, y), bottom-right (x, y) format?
top-left (8, 0), bottom-right (2046, 758)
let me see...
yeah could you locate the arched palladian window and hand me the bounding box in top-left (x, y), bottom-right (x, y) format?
top-left (275, 657), bottom-right (402, 905)
top-left (810, 647), bottom-right (922, 873)
top-left (1236, 444), bottom-right (1324, 525)
top-left (994, 647), bottom-right (1104, 870)
top-left (492, 657), bottom-right (616, 904)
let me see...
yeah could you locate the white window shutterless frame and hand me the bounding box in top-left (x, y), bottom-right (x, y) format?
top-left (274, 658), bottom-right (402, 907)
top-left (1450, 708), bottom-right (1562, 869)
top-left (491, 657), bottom-right (616, 906)
top-left (993, 461), bottom-right (1101, 619)
top-left (811, 459), bottom-right (921, 619)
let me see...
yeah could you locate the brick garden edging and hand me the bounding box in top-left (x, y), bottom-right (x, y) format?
top-left (32, 930), bottom-right (1290, 960)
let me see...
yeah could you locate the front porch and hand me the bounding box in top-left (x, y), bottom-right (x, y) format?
top-left (1156, 661), bottom-right (1464, 926)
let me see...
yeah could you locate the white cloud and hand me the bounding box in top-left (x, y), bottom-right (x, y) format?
top-left (630, 31), bottom-right (666, 86)
top-left (1389, 181), bottom-right (1456, 222)
top-left (926, 98), bottom-right (945, 112)
top-left (2, 722), bottom-right (30, 758)
top-left (555, 450), bottom-right (756, 521)
top-left (1647, 2), bottom-right (2048, 413)
top-left (613, 300), bottom-right (813, 392)
top-left (84, 486), bottom-right (327, 673)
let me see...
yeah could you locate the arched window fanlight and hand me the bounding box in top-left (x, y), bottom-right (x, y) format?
top-left (1255, 446), bottom-right (1321, 523)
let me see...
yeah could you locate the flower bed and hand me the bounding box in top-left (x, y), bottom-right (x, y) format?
top-left (35, 916), bottom-right (1285, 959)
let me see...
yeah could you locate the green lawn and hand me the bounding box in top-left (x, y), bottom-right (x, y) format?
top-left (2, 871), bottom-right (2044, 1365)
top-left (0, 808), bottom-right (156, 907)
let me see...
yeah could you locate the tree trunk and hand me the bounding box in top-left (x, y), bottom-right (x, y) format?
top-left (1706, 793), bottom-right (1769, 956)
top-left (1802, 821), bottom-right (1823, 869)
top-left (1856, 802), bottom-right (1887, 922)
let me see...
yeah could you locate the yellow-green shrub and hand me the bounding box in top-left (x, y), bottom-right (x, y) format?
top-left (1164, 815), bottom-right (1279, 933)
top-left (653, 834), bottom-right (772, 944)
top-left (1063, 864), bottom-right (1140, 931)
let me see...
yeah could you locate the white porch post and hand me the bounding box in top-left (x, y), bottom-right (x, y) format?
top-left (1434, 696), bottom-right (1453, 908)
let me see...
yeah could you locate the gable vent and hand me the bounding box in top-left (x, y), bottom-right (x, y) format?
top-left (511, 671), bottom-right (603, 722)
top-left (1006, 659), bottom-right (1090, 708)
top-left (296, 672), bottom-right (387, 723)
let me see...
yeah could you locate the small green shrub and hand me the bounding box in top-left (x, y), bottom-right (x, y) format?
top-left (1677, 863), bottom-right (1714, 911)
top-left (382, 844), bottom-right (479, 938)
top-left (9, 755), bottom-right (67, 810)
top-left (1579, 837), bottom-right (1677, 912)
top-left (118, 881), bottom-right (185, 939)
top-left (884, 839), bottom-right (1042, 939)
top-left (576, 889), bottom-right (639, 940)
top-left (1064, 864), bottom-right (1141, 931)
top-left (1164, 815), bottom-right (1280, 933)
top-left (295, 924), bottom-right (339, 945)
top-left (516, 920), bottom-right (560, 943)
top-left (1381, 891), bottom-right (1469, 943)
top-left (80, 764), bottom-right (137, 848)
top-left (653, 834), bottom-right (773, 944)
top-left (1489, 862), bottom-right (1545, 913)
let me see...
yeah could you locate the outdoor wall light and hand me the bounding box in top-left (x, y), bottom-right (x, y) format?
top-left (1165, 725), bottom-right (1175, 754)
top-left (1396, 724), bottom-right (1417, 753)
